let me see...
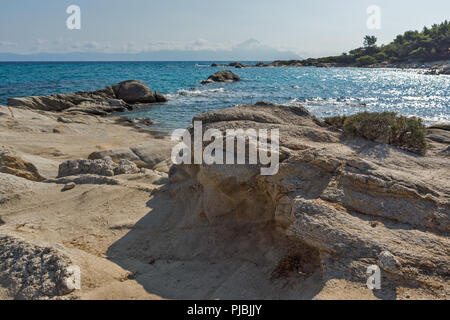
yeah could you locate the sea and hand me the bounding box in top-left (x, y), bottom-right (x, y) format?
top-left (0, 61), bottom-right (448, 132)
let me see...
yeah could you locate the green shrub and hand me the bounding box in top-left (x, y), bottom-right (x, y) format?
top-left (324, 115), bottom-right (347, 128)
top-left (325, 112), bottom-right (428, 155)
top-left (356, 55), bottom-right (377, 66)
top-left (374, 52), bottom-right (388, 62)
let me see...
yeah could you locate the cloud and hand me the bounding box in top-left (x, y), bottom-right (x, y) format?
top-left (1, 38), bottom-right (301, 60)
top-left (36, 39), bottom-right (48, 45)
top-left (0, 41), bottom-right (18, 47)
top-left (83, 41), bottom-right (101, 50)
top-left (120, 41), bottom-right (142, 53)
top-left (184, 38), bottom-right (229, 51)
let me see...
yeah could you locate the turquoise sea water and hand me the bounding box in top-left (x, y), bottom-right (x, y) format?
top-left (0, 61), bottom-right (449, 131)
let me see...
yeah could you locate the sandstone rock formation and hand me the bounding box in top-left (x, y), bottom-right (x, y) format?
top-left (162, 102), bottom-right (449, 295)
top-left (7, 80), bottom-right (167, 116)
top-left (201, 70), bottom-right (241, 84)
top-left (0, 146), bottom-right (44, 182)
top-left (1, 99), bottom-right (449, 299)
top-left (88, 143), bottom-right (173, 169)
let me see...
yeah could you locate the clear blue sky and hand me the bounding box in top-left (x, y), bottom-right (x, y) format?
top-left (0, 0), bottom-right (449, 58)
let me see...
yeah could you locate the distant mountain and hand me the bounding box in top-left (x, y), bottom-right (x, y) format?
top-left (0, 39), bottom-right (301, 62)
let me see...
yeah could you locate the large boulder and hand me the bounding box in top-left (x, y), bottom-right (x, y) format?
top-left (112, 80), bottom-right (157, 104)
top-left (201, 70), bottom-right (240, 84)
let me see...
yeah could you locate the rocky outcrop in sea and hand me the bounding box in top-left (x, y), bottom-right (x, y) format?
top-left (201, 70), bottom-right (241, 84)
top-left (7, 80), bottom-right (167, 116)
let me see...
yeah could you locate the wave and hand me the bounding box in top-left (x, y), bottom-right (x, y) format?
top-left (166, 87), bottom-right (226, 99)
top-left (287, 97), bottom-right (374, 108)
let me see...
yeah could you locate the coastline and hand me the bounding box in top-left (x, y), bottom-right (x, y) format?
top-left (210, 59), bottom-right (450, 71)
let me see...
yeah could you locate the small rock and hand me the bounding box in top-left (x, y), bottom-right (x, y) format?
top-left (114, 159), bottom-right (141, 175)
top-left (108, 99), bottom-right (125, 107)
top-left (154, 91), bottom-right (168, 103)
top-left (57, 116), bottom-right (73, 123)
top-left (62, 182), bottom-right (76, 192)
top-left (378, 250), bottom-right (401, 273)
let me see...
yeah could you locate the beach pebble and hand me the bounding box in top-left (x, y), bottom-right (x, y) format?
top-left (62, 182), bottom-right (76, 192)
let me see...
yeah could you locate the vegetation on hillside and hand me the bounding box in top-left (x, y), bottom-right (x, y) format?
top-left (325, 112), bottom-right (428, 155)
top-left (301, 21), bottom-right (449, 66)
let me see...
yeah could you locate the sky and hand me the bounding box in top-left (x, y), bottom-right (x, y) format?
top-left (0, 0), bottom-right (449, 60)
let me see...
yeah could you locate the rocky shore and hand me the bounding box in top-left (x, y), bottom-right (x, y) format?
top-left (0, 88), bottom-right (449, 299)
top-left (209, 60), bottom-right (450, 72)
top-left (7, 80), bottom-right (167, 116)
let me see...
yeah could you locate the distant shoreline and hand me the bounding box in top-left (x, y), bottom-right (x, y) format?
top-left (0, 59), bottom-right (447, 71)
top-left (208, 59), bottom-right (449, 71)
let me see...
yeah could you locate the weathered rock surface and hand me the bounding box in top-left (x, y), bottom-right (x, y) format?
top-left (7, 80), bottom-right (167, 115)
top-left (0, 146), bottom-right (44, 182)
top-left (58, 157), bottom-right (142, 177)
top-left (201, 70), bottom-right (241, 84)
top-left (58, 158), bottom-right (117, 177)
top-left (114, 159), bottom-right (141, 175)
top-left (88, 143), bottom-right (174, 169)
top-left (378, 251), bottom-right (401, 273)
top-left (0, 172), bottom-right (38, 205)
top-left (0, 235), bottom-right (76, 299)
top-left (162, 102), bottom-right (449, 295)
top-left (427, 128), bottom-right (450, 144)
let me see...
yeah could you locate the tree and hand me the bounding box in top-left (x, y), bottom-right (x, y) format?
top-left (364, 35), bottom-right (378, 48)
top-left (374, 52), bottom-right (388, 61)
